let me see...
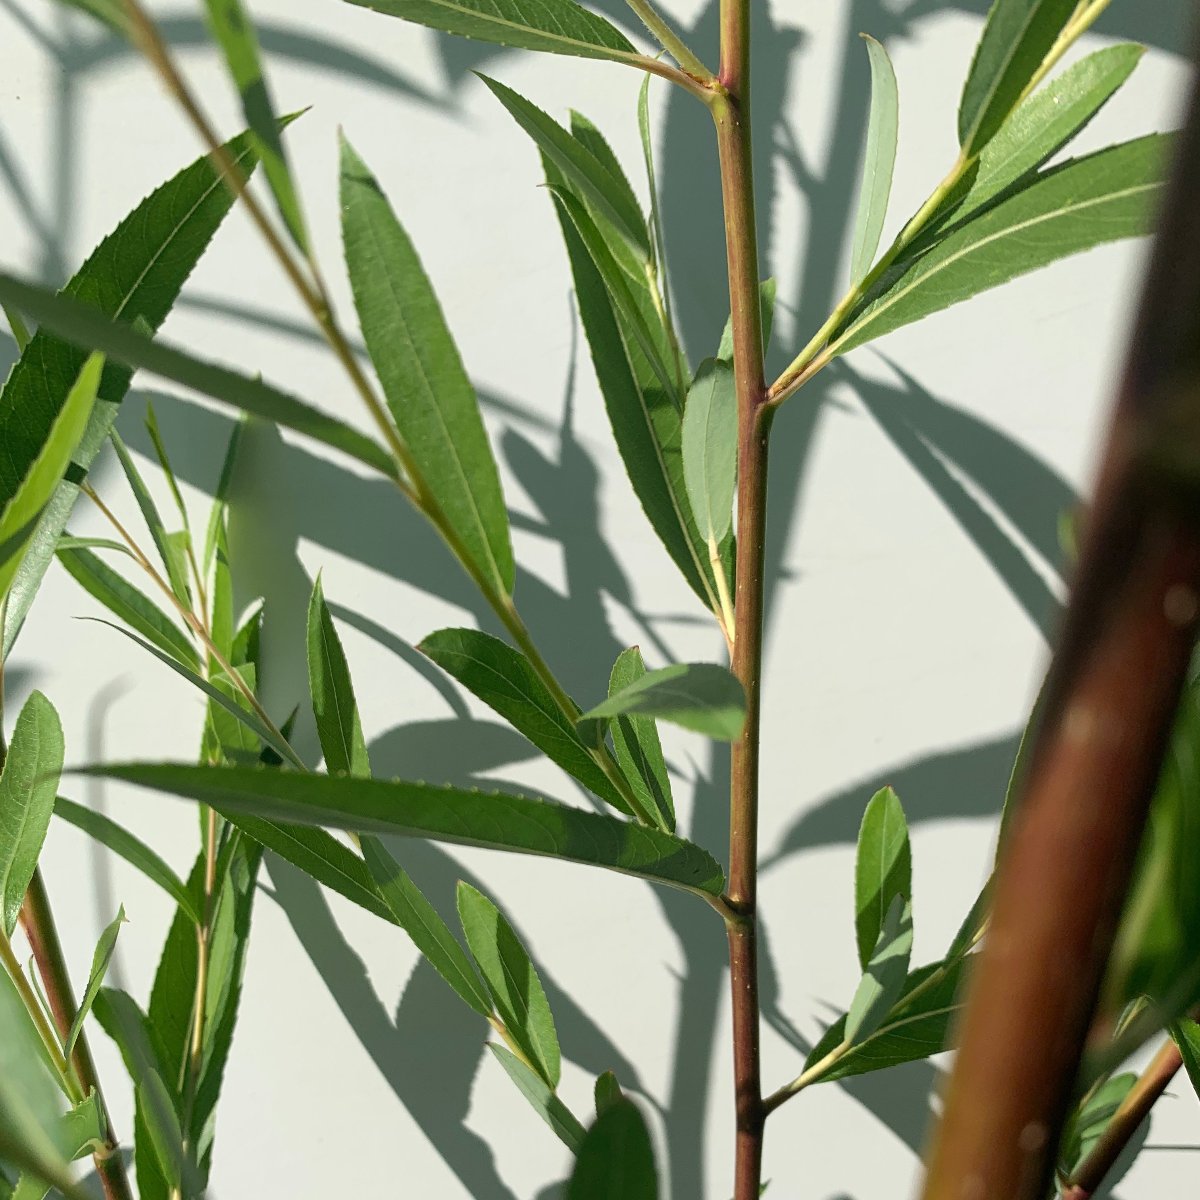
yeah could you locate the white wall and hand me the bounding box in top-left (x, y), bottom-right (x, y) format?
top-left (1, 0), bottom-right (1196, 1196)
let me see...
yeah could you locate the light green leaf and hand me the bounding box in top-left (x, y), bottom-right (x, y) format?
top-left (55, 536), bottom-right (130, 557)
top-left (594, 1070), bottom-right (623, 1117)
top-left (64, 907), bottom-right (126, 1057)
top-left (958, 0), bottom-right (1077, 156)
top-left (489, 1043), bottom-right (585, 1152)
top-left (0, 274), bottom-right (398, 486)
top-left (203, 0), bottom-right (308, 251)
top-left (483, 77), bottom-right (648, 257)
top-left (717, 279), bottom-right (776, 364)
top-left (418, 627), bottom-right (629, 815)
top-left (57, 545), bottom-right (199, 670)
top-left (0, 693), bottom-right (64, 935)
top-left (1, 130), bottom-right (262, 658)
top-left (607, 648), bottom-right (673, 832)
top-left (0, 354), bottom-right (101, 602)
top-left (850, 34), bottom-right (899, 284)
top-left (854, 787), bottom-right (911, 971)
top-left (12, 1090), bottom-right (106, 1199)
top-left (458, 882), bottom-right (560, 1086)
top-left (1059, 1071), bottom-right (1138, 1175)
top-left (581, 662), bottom-right (746, 742)
top-left (638, 75), bottom-right (665, 272)
top-left (53, 797), bottom-right (200, 924)
top-left (85, 763), bottom-right (726, 896)
top-left (339, 137), bottom-right (513, 596)
top-left (681, 358), bottom-right (737, 544)
top-left (844, 894), bottom-right (913, 1044)
top-left (835, 134), bottom-right (1172, 355)
top-left (345, 0), bottom-right (636, 63)
top-left (568, 1100), bottom-right (658, 1199)
top-left (307, 577), bottom-right (370, 778)
top-left (2, 304), bottom-right (29, 352)
top-left (361, 836), bottom-right (491, 1015)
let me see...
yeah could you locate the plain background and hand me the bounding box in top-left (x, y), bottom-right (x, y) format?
top-left (1, 0), bottom-right (1197, 1195)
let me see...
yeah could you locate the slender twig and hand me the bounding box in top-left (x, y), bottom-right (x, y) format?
top-left (623, 0), bottom-right (715, 82)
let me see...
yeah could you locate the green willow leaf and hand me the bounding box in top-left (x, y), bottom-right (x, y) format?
top-left (65, 907), bottom-right (126, 1056)
top-left (418, 627), bottom-right (628, 814)
top-left (854, 786), bottom-right (911, 970)
top-left (1059, 1071), bottom-right (1138, 1176)
top-left (717, 278), bottom-right (776, 364)
top-left (53, 797), bottom-right (201, 924)
top-left (1171, 1017), bottom-right (1200, 1100)
top-left (581, 662), bottom-right (746, 742)
top-left (204, 418), bottom-right (245, 573)
top-left (568, 1101), bottom-right (658, 1199)
top-left (0, 692), bottom-right (64, 935)
top-left (84, 763), bottom-right (726, 896)
top-left (307, 577), bottom-right (370, 778)
top-left (1, 130), bottom-right (262, 657)
top-left (458, 882), bottom-right (560, 1087)
top-left (339, 137), bottom-right (513, 595)
top-left (143, 405), bottom-right (191, 539)
top-left (681, 358), bottom-right (737, 545)
top-left (203, 0), bottom-right (308, 251)
top-left (345, 0), bottom-right (636, 63)
top-left (483, 77), bottom-right (648, 258)
top-left (958, 0), bottom-right (1076, 157)
top-left (844, 895), bottom-right (913, 1045)
top-left (361, 836), bottom-right (491, 1015)
top-left (57, 545), bottom-right (199, 670)
top-left (850, 34), bottom-right (899, 284)
top-left (835, 134), bottom-right (1172, 355)
top-left (607, 648), bottom-right (673, 832)
top-left (594, 1070), bottom-right (624, 1117)
top-left (0, 354), bottom-right (102, 602)
top-left (2, 302), bottom-right (30, 350)
top-left (489, 1044), bottom-right (585, 1152)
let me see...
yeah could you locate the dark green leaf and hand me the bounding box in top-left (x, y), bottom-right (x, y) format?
top-left (681, 358), bottom-right (737, 544)
top-left (85, 763), bottom-right (726, 896)
top-left (307, 577), bottom-right (370, 778)
top-left (489, 1044), bottom-right (584, 1152)
top-left (1171, 1018), bottom-right (1200, 1100)
top-left (568, 1101), bottom-right (658, 1199)
top-left (607, 647), bottom-right (673, 832)
top-left (65, 907), bottom-right (126, 1056)
top-left (1060, 1071), bottom-right (1138, 1174)
top-left (835, 135), bottom-right (1172, 355)
top-left (958, 0), bottom-right (1076, 156)
top-left (136, 1070), bottom-right (184, 1194)
top-left (2, 303), bottom-right (29, 351)
top-left (581, 662), bottom-right (746, 742)
top-left (844, 895), bottom-right (913, 1044)
top-left (345, 0), bottom-right (636, 63)
top-left (458, 882), bottom-right (560, 1086)
top-left (204, 418), bottom-right (245, 572)
top-left (594, 1070), bottom-right (624, 1117)
top-left (0, 693), bottom-right (64, 935)
top-left (57, 545), bottom-right (199, 670)
top-left (851, 34), bottom-right (899, 284)
top-left (854, 786), bottom-right (911, 971)
top-left (361, 836), bottom-right (491, 1014)
top-left (338, 137), bottom-right (512, 594)
top-left (1, 130), bottom-right (261, 657)
top-left (418, 627), bottom-right (628, 814)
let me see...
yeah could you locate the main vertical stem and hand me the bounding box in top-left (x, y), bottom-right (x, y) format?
top-left (713, 0), bottom-right (770, 1193)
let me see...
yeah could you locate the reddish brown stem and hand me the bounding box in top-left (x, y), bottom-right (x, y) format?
top-left (919, 43), bottom-right (1200, 1200)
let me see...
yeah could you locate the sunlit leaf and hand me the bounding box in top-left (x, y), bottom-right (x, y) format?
top-left (681, 358), bottom-right (737, 545)
top-left (65, 906), bottom-right (126, 1056)
top-left (844, 895), bottom-right (913, 1044)
top-left (607, 647), bottom-right (673, 832)
top-left (850, 34), bottom-right (899, 284)
top-left (489, 1043), bottom-right (584, 1152)
top-left (307, 577), bottom-right (370, 778)
top-left (581, 662), bottom-right (746, 742)
top-left (854, 786), bottom-right (911, 970)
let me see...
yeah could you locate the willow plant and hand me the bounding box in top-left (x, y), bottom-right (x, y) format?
top-left (0, 0), bottom-right (1198, 1198)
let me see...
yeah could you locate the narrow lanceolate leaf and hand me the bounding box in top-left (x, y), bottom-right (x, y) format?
top-left (581, 662), bottom-right (746, 742)
top-left (0, 130), bottom-right (262, 657)
top-left (854, 786), bottom-right (911, 971)
top-left (203, 0), bottom-right (308, 251)
top-left (0, 693), bottom-right (64, 935)
top-left (568, 1101), bottom-right (658, 1200)
top-left (418, 627), bottom-right (628, 814)
top-left (53, 797), bottom-right (201, 924)
top-left (482, 78), bottom-right (648, 257)
top-left (86, 763), bottom-right (726, 896)
top-left (957, 0), bottom-right (1077, 156)
top-left (65, 907), bottom-right (126, 1056)
top-left (850, 35), bottom-right (899, 285)
top-left (307, 578), bottom-right (370, 778)
top-left (489, 1044), bottom-right (585, 1152)
top-left (681, 358), bottom-right (737, 545)
top-left (458, 883), bottom-right (560, 1086)
top-left (607, 648), bottom-right (673, 832)
top-left (361, 836), bottom-right (491, 1015)
top-left (344, 0), bottom-right (636, 63)
top-left (834, 134), bottom-right (1173, 355)
top-left (0, 274), bottom-right (398, 485)
top-left (717, 278), bottom-right (777, 364)
top-left (844, 895), bottom-right (913, 1044)
top-left (339, 137), bottom-right (513, 596)
top-left (204, 418), bottom-right (245, 572)
top-left (0, 354), bottom-right (102, 602)
top-left (57, 545), bottom-right (199, 670)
